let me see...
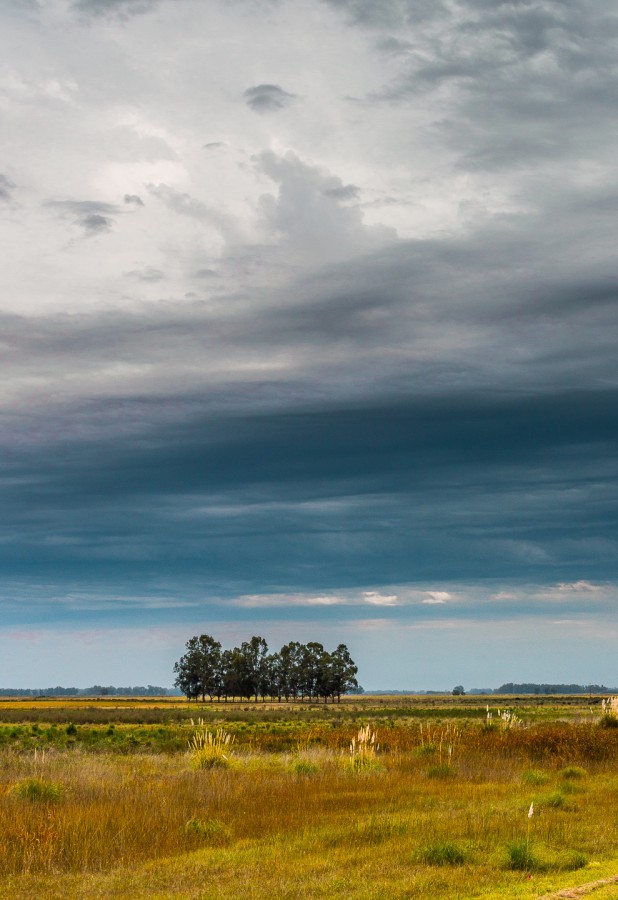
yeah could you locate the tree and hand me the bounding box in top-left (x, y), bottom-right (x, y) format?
top-left (277, 641), bottom-right (305, 700)
top-left (452, 685), bottom-right (465, 696)
top-left (328, 644), bottom-right (359, 702)
top-left (299, 642), bottom-right (325, 701)
top-left (173, 634), bottom-right (222, 701)
top-left (238, 636), bottom-right (269, 701)
top-left (221, 648), bottom-right (242, 701)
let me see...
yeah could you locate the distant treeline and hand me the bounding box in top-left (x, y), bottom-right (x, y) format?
top-left (0, 686), bottom-right (179, 697)
top-left (496, 683), bottom-right (616, 695)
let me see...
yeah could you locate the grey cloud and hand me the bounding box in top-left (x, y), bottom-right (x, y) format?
top-left (81, 213), bottom-right (112, 234)
top-left (2, 181), bottom-right (617, 603)
top-left (323, 0), bottom-right (448, 29)
top-left (3, 179), bottom-right (617, 404)
top-left (124, 194), bottom-right (144, 206)
top-left (244, 83), bottom-right (297, 113)
top-left (323, 184), bottom-right (360, 201)
top-left (46, 200), bottom-right (119, 216)
top-left (46, 199), bottom-right (118, 234)
top-left (203, 142), bottom-right (226, 150)
top-left (147, 182), bottom-right (238, 242)
top-left (125, 267), bottom-right (165, 282)
top-left (0, 174), bottom-right (15, 202)
top-left (376, 36), bottom-right (413, 56)
top-left (350, 1), bottom-right (618, 175)
top-left (257, 150), bottom-right (394, 263)
top-left (1, 387), bottom-right (616, 597)
top-left (72, 0), bottom-right (159, 17)
top-left (0, 0), bottom-right (40, 15)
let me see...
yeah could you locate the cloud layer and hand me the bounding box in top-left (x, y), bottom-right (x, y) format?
top-left (0, 0), bottom-right (617, 685)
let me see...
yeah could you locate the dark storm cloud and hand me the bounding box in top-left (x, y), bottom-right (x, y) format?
top-left (1, 388), bottom-right (616, 601)
top-left (2, 183), bottom-right (617, 601)
top-left (0, 174), bottom-right (16, 201)
top-left (244, 84), bottom-right (297, 112)
top-left (124, 194), bottom-right (144, 206)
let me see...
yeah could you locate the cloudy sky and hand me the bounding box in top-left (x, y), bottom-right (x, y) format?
top-left (1, 0), bottom-right (617, 690)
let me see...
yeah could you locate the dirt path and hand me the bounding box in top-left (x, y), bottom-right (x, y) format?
top-left (540, 874), bottom-right (618, 898)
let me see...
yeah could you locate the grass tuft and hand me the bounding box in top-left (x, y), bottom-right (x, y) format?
top-left (559, 765), bottom-right (588, 780)
top-left (10, 778), bottom-right (63, 803)
top-left (537, 790), bottom-right (569, 809)
top-left (188, 721), bottom-right (234, 769)
top-left (347, 725), bottom-right (380, 773)
top-left (292, 759), bottom-right (320, 776)
top-left (522, 768), bottom-right (549, 786)
top-left (420, 840), bottom-right (467, 865)
top-left (427, 763), bottom-right (455, 779)
top-left (184, 817), bottom-right (232, 845)
top-left (505, 839), bottom-right (537, 871)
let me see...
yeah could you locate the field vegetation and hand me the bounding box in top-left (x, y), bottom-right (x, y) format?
top-left (0, 694), bottom-right (618, 898)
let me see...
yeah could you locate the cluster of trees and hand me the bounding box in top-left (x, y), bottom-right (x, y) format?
top-left (173, 635), bottom-right (359, 703)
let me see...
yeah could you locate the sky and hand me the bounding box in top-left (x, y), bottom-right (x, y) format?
top-left (1, 0), bottom-right (617, 690)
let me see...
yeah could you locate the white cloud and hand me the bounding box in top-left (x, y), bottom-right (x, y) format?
top-left (556, 581), bottom-right (603, 594)
top-left (422, 591), bottom-right (450, 605)
top-left (362, 591), bottom-right (399, 606)
top-left (233, 593), bottom-right (348, 608)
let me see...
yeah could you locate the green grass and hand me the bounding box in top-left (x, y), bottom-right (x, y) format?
top-left (420, 840), bottom-right (467, 866)
top-left (10, 777), bottom-right (64, 803)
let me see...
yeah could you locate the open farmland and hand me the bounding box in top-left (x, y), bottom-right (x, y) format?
top-left (1, 695), bottom-right (618, 899)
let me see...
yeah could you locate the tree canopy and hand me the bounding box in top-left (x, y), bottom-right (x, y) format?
top-left (173, 635), bottom-right (358, 702)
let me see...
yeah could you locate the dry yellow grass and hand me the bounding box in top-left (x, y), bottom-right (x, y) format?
top-left (1, 698), bottom-right (617, 897)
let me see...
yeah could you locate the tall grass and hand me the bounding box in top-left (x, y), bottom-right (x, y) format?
top-left (188, 721), bottom-right (234, 769)
top-left (600, 695), bottom-right (618, 727)
top-left (0, 722), bottom-right (616, 879)
top-left (347, 725), bottom-right (380, 772)
top-left (1, 701), bottom-right (618, 897)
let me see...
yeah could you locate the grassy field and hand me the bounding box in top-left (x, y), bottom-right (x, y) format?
top-left (1, 694), bottom-right (617, 898)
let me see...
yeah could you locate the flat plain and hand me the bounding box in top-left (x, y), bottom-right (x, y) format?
top-left (1, 693), bottom-right (618, 899)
